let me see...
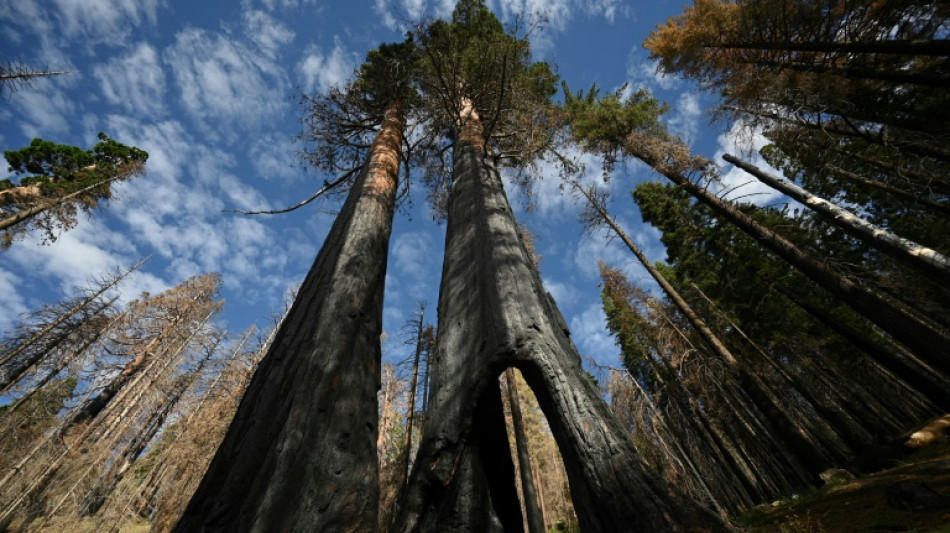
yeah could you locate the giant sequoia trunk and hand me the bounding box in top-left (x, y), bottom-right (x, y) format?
top-left (392, 111), bottom-right (726, 531)
top-left (173, 106), bottom-right (404, 533)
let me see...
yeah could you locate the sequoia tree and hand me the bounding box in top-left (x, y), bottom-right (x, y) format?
top-left (391, 2), bottom-right (726, 531)
top-left (174, 42), bottom-right (413, 532)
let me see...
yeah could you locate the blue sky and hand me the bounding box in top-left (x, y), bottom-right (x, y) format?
top-left (0, 0), bottom-right (783, 369)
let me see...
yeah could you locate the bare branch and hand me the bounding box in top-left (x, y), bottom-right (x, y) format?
top-left (223, 166), bottom-right (362, 216)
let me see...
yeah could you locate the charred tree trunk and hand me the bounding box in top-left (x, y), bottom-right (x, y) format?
top-left (173, 105), bottom-right (404, 533)
top-left (393, 126), bottom-right (726, 531)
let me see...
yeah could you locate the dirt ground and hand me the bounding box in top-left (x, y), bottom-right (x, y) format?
top-left (740, 417), bottom-right (950, 533)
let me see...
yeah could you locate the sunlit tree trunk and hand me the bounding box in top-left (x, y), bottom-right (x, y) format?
top-left (724, 153), bottom-right (950, 281)
top-left (505, 371), bottom-right (545, 533)
top-left (173, 104), bottom-right (404, 533)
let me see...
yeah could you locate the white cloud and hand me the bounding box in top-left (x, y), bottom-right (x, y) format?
top-left (1, 219), bottom-right (169, 310)
top-left (571, 225), bottom-right (629, 280)
top-left (100, 115), bottom-right (301, 305)
top-left (0, 268), bottom-right (28, 326)
top-left (250, 133), bottom-right (302, 182)
top-left (94, 43), bottom-right (166, 116)
top-left (297, 40), bottom-right (357, 93)
top-left (254, 0), bottom-right (318, 10)
top-left (392, 230), bottom-right (434, 280)
top-left (569, 302), bottom-right (621, 367)
top-left (626, 50), bottom-right (680, 92)
top-left (165, 27), bottom-right (288, 139)
top-left (13, 87), bottom-right (74, 139)
top-left (375, 0), bottom-right (455, 30)
top-left (713, 119), bottom-right (788, 206)
top-left (0, 2), bottom-right (53, 47)
top-left (665, 92), bottom-right (703, 145)
top-left (243, 9), bottom-right (295, 58)
top-left (50, 0), bottom-right (165, 47)
top-left (542, 276), bottom-right (580, 309)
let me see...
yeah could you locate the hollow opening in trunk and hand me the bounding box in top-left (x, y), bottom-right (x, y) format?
top-left (498, 367), bottom-right (578, 533)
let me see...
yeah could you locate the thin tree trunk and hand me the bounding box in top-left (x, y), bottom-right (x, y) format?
top-left (689, 282), bottom-right (878, 447)
top-left (0, 259), bottom-right (140, 371)
top-left (401, 304), bottom-right (426, 487)
top-left (631, 144), bottom-right (950, 371)
top-left (505, 369), bottom-right (545, 533)
top-left (578, 186), bottom-right (735, 365)
top-left (80, 343), bottom-right (216, 517)
top-left (730, 107), bottom-right (950, 163)
top-left (725, 153), bottom-right (950, 281)
top-left (585, 191), bottom-right (850, 472)
top-left (824, 164), bottom-right (950, 218)
top-left (69, 311), bottom-right (183, 427)
top-left (173, 104), bottom-right (404, 533)
top-left (394, 107), bottom-right (727, 531)
top-left (743, 57), bottom-right (950, 88)
top-left (714, 39), bottom-right (950, 57)
top-left (0, 173), bottom-right (124, 232)
top-left (770, 283), bottom-right (950, 409)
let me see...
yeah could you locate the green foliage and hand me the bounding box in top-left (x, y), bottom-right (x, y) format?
top-left (3, 132), bottom-right (147, 200)
top-left (353, 38), bottom-right (421, 118)
top-left (414, 0), bottom-right (557, 151)
top-left (599, 268), bottom-right (654, 377)
top-left (631, 179), bottom-right (906, 378)
top-left (562, 82), bottom-right (668, 153)
top-left (1, 133), bottom-right (147, 245)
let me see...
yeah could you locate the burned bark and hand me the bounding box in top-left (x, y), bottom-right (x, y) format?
top-left (392, 139), bottom-right (727, 532)
top-left (173, 105), bottom-right (404, 533)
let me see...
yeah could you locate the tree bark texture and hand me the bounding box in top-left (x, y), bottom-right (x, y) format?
top-left (392, 140), bottom-right (727, 532)
top-left (173, 106), bottom-right (404, 533)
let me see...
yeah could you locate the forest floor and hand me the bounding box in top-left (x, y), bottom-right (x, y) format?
top-left (739, 416), bottom-right (950, 533)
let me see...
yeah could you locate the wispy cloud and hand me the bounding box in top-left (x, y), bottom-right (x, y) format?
top-left (100, 115), bottom-right (304, 305)
top-left (250, 133), bottom-right (303, 183)
top-left (49, 0), bottom-right (165, 48)
top-left (253, 0), bottom-right (319, 10)
top-left (375, 0), bottom-right (455, 30)
top-left (297, 39), bottom-right (358, 93)
top-left (165, 27), bottom-right (289, 140)
top-left (391, 230), bottom-right (436, 295)
top-left (0, 268), bottom-right (28, 325)
top-left (243, 9), bottom-right (295, 58)
top-left (665, 91), bottom-right (703, 145)
top-left (12, 86), bottom-right (75, 139)
top-left (0, 219), bottom-right (170, 312)
top-left (94, 43), bottom-right (166, 117)
top-left (569, 302), bottom-right (621, 367)
top-left (713, 119), bottom-right (788, 206)
top-left (625, 49), bottom-right (681, 93)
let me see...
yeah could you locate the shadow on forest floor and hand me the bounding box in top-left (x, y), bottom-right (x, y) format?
top-left (738, 415), bottom-right (950, 533)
